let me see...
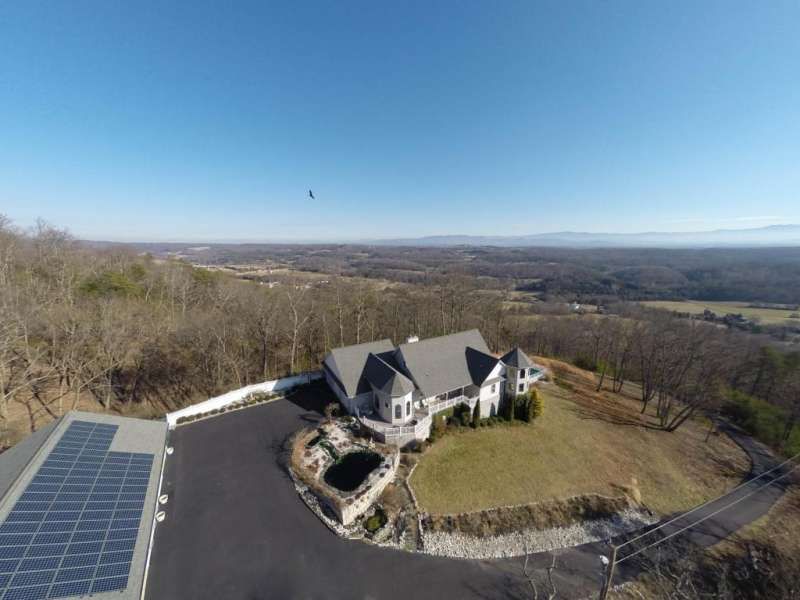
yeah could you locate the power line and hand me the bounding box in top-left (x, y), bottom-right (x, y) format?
top-left (616, 459), bottom-right (800, 564)
top-left (616, 450), bottom-right (800, 551)
top-left (599, 452), bottom-right (799, 599)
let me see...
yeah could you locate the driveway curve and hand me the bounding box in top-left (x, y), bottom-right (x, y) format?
top-left (145, 397), bottom-right (789, 600)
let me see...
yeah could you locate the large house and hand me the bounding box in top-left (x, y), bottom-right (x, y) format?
top-left (322, 329), bottom-right (544, 445)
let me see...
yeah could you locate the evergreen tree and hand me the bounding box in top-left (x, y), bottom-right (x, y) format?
top-left (458, 402), bottom-right (471, 427)
top-left (471, 400), bottom-right (481, 428)
top-left (529, 388), bottom-right (544, 420)
top-left (430, 414), bottom-right (446, 441)
top-left (504, 394), bottom-right (516, 421)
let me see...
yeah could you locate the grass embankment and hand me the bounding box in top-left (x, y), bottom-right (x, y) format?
top-left (410, 359), bottom-right (749, 516)
top-left (641, 300), bottom-right (799, 325)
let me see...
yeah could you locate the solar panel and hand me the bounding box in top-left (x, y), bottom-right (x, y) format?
top-left (0, 421), bottom-right (155, 599)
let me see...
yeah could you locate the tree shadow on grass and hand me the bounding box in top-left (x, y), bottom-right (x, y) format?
top-left (567, 403), bottom-right (664, 431)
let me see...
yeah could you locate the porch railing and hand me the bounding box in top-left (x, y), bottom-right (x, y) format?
top-left (359, 394), bottom-right (478, 440)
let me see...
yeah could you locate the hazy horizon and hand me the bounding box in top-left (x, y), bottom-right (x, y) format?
top-left (64, 222), bottom-right (799, 247)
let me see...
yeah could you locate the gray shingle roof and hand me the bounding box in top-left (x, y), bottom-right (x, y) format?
top-left (364, 353), bottom-right (415, 396)
top-left (500, 347), bottom-right (535, 369)
top-left (323, 339), bottom-right (395, 397)
top-left (397, 329), bottom-right (492, 398)
top-left (465, 346), bottom-right (501, 386)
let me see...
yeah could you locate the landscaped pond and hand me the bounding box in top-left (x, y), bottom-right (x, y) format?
top-left (323, 451), bottom-right (382, 492)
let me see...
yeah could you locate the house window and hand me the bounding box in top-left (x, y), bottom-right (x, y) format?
top-left (519, 370), bottom-right (526, 380)
top-left (406, 401), bottom-right (411, 416)
top-left (518, 383), bottom-right (525, 393)
top-left (385, 400), bottom-right (389, 409)
top-left (395, 404), bottom-right (401, 419)
top-left (491, 383), bottom-right (496, 393)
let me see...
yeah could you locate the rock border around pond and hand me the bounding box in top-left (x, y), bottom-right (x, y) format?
top-left (289, 418), bottom-right (399, 526)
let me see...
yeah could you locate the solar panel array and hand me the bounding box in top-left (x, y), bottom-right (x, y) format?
top-left (0, 421), bottom-right (154, 599)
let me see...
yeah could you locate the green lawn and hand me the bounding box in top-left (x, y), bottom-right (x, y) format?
top-left (410, 381), bottom-right (749, 516)
top-left (641, 300), bottom-right (799, 326)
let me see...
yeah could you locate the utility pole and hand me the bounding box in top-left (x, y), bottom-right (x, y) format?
top-left (598, 545), bottom-right (618, 600)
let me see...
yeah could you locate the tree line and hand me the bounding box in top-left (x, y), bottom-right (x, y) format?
top-left (2, 216), bottom-right (798, 454)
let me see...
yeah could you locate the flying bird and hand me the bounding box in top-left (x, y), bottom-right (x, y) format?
top-left (308, 189), bottom-right (315, 200)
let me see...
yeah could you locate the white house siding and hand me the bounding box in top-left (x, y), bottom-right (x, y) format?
top-left (476, 362), bottom-right (505, 418)
top-left (350, 392), bottom-right (374, 415)
top-left (505, 366), bottom-right (530, 396)
top-left (478, 383), bottom-right (501, 418)
top-left (374, 389), bottom-right (414, 424)
top-left (324, 370), bottom-right (374, 415)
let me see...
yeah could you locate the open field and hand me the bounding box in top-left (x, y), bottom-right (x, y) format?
top-left (642, 300), bottom-right (800, 325)
top-left (410, 360), bottom-right (750, 516)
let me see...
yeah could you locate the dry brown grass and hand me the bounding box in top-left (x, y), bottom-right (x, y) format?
top-left (410, 358), bottom-right (750, 516)
top-left (0, 389), bottom-right (167, 450)
top-left (423, 493), bottom-right (633, 537)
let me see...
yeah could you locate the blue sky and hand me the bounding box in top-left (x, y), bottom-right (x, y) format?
top-left (1, 1), bottom-right (799, 242)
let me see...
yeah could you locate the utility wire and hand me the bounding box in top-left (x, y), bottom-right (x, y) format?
top-left (616, 449), bottom-right (800, 550)
top-left (616, 459), bottom-right (800, 564)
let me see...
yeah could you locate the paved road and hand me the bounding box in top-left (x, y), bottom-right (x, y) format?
top-left (145, 398), bottom-right (789, 600)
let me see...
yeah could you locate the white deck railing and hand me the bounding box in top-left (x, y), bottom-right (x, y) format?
top-left (360, 394), bottom-right (478, 440)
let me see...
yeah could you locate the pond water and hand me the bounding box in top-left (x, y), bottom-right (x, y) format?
top-left (323, 451), bottom-right (382, 492)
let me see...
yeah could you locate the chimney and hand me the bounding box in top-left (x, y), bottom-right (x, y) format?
top-left (406, 335), bottom-right (419, 344)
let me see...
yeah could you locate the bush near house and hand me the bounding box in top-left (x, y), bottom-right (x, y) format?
top-left (501, 394), bottom-right (516, 421)
top-left (455, 402), bottom-right (472, 427)
top-left (430, 414), bottom-right (447, 442)
top-left (471, 400), bottom-right (481, 428)
top-left (530, 389), bottom-right (544, 420)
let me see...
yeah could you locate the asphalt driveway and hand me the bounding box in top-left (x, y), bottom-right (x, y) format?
top-left (144, 393), bottom-right (789, 600)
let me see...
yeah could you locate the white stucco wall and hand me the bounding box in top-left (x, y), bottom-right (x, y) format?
top-left (166, 370), bottom-right (323, 428)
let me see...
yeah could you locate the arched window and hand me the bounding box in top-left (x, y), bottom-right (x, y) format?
top-left (395, 404), bottom-right (401, 419)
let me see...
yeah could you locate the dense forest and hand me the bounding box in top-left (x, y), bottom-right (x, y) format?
top-left (123, 242), bottom-right (800, 304)
top-left (2, 217), bottom-right (799, 457)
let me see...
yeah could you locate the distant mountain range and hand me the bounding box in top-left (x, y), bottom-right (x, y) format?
top-left (368, 224), bottom-right (800, 248)
top-left (87, 224), bottom-right (800, 249)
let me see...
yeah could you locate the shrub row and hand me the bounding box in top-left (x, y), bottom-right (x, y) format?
top-left (175, 391), bottom-right (281, 425)
top-left (427, 390), bottom-right (545, 443)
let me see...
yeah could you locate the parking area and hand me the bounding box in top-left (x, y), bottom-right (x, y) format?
top-left (144, 392), bottom-right (530, 600)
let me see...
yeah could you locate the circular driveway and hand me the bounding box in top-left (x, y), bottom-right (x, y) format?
top-left (145, 396), bottom-right (787, 599)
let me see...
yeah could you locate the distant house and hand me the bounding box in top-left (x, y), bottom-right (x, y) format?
top-left (322, 329), bottom-right (545, 445)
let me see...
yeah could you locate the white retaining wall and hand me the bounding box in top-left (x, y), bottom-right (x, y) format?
top-left (165, 371), bottom-right (324, 429)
